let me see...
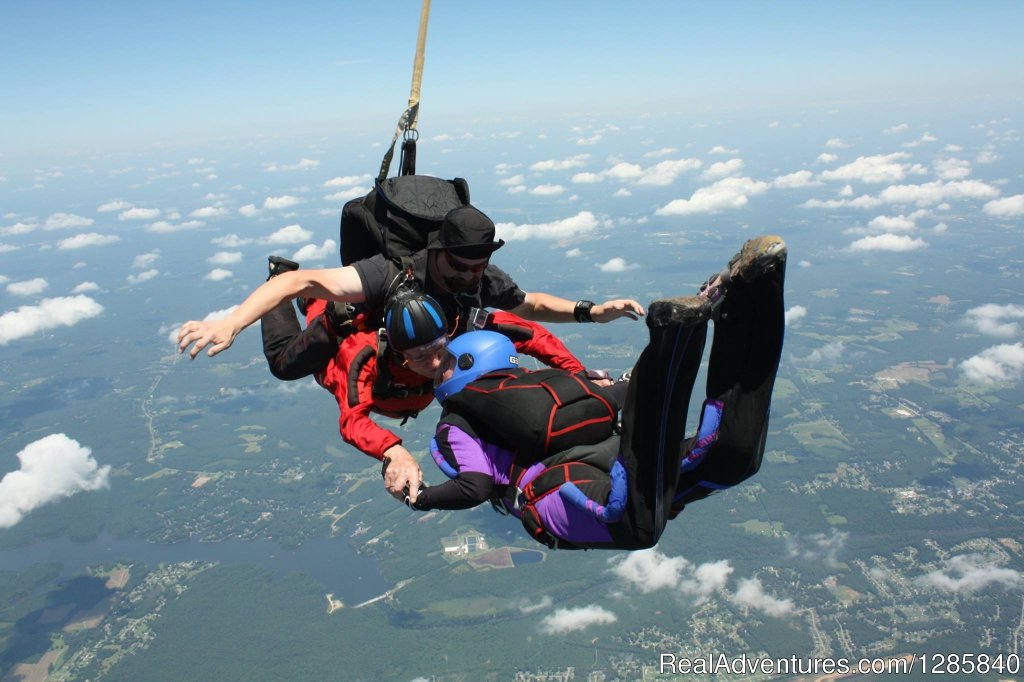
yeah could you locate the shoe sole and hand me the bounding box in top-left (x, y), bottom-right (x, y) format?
top-left (728, 235), bottom-right (787, 282)
top-left (648, 296), bottom-right (713, 328)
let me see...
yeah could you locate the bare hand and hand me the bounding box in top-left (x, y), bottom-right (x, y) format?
top-left (177, 319), bottom-right (239, 359)
top-left (592, 299), bottom-right (645, 322)
top-left (382, 445), bottom-right (422, 503)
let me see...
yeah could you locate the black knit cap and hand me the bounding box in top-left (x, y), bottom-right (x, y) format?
top-left (426, 205), bottom-right (505, 259)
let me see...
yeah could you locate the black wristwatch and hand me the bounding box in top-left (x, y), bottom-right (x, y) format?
top-left (574, 300), bottom-right (595, 323)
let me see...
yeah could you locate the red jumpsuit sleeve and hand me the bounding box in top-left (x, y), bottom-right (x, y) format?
top-left (489, 310), bottom-right (586, 374)
top-left (320, 337), bottom-right (403, 461)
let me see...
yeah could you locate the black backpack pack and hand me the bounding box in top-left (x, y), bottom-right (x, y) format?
top-left (339, 175), bottom-right (471, 265)
top-left (439, 367), bottom-right (618, 462)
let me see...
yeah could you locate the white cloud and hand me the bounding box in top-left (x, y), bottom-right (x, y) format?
top-left (566, 248), bottom-right (582, 258)
top-left (97, 200), bottom-right (132, 212)
top-left (212, 233), bottom-right (254, 248)
top-left (983, 194), bottom-right (1024, 217)
top-left (293, 239), bottom-right (337, 262)
top-left (57, 233), bottom-right (121, 250)
top-left (644, 147), bottom-right (678, 158)
top-left (785, 305), bottom-right (807, 326)
top-left (901, 132), bottom-right (937, 148)
top-left (878, 180), bottom-right (999, 207)
top-left (819, 153), bottom-right (924, 184)
top-left (133, 251), bottom-right (160, 269)
top-left (263, 196), bottom-right (302, 210)
top-left (204, 268), bottom-right (233, 282)
top-left (529, 184), bottom-right (565, 196)
top-left (72, 282), bottom-right (100, 294)
top-left (805, 340), bottom-right (845, 364)
top-left (849, 234), bottom-right (927, 252)
top-left (801, 195), bottom-right (883, 209)
top-left (933, 157), bottom-right (971, 181)
top-left (1, 222), bottom-right (37, 236)
top-left (610, 549), bottom-right (735, 605)
top-left (883, 123), bottom-right (909, 135)
top-left (529, 154), bottom-right (589, 172)
top-left (635, 158), bottom-right (703, 186)
top-left (577, 159), bottom-right (701, 187)
top-left (266, 224), bottom-right (313, 244)
top-left (190, 206), bottom-right (229, 219)
top-left (0, 434), bottom-right (110, 528)
top-left (539, 605), bottom-right (617, 634)
top-left (44, 213), bottom-right (94, 230)
top-left (964, 304), bottom-right (1024, 338)
top-left (146, 220), bottom-right (205, 233)
top-left (498, 174), bottom-right (525, 187)
top-left (127, 269), bottom-right (159, 285)
top-left (701, 159), bottom-right (744, 180)
top-left (786, 529), bottom-right (847, 568)
top-left (263, 158), bottom-right (320, 172)
top-left (918, 554), bottom-right (1022, 592)
top-left (7, 278), bottom-right (48, 296)
top-left (709, 145), bottom-right (738, 155)
top-left (324, 174), bottom-right (373, 188)
top-left (825, 138), bottom-right (850, 149)
top-left (238, 204), bottom-right (260, 218)
top-left (598, 257), bottom-right (638, 273)
top-left (731, 577), bottom-right (794, 617)
top-left (815, 153), bottom-right (838, 164)
top-left (656, 176), bottom-right (769, 216)
top-left (518, 596), bottom-right (553, 614)
top-left (960, 343), bottom-right (1024, 385)
top-left (772, 170), bottom-right (820, 189)
top-left (208, 251), bottom-right (242, 266)
top-left (118, 207), bottom-right (161, 221)
top-left (867, 215), bottom-right (916, 232)
top-left (0, 295), bottom-right (104, 345)
top-left (0, 243), bottom-right (18, 253)
top-left (976, 149), bottom-right (999, 164)
top-left (325, 186), bottom-right (370, 201)
top-left (610, 549), bottom-right (690, 593)
top-left (495, 211), bottom-right (600, 241)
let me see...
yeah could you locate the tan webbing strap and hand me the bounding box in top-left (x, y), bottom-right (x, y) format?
top-left (377, 0), bottom-right (431, 183)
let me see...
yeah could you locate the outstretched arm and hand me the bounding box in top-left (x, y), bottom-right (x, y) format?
top-left (488, 310), bottom-right (586, 373)
top-left (177, 267), bottom-right (365, 359)
top-left (508, 291), bottom-right (645, 324)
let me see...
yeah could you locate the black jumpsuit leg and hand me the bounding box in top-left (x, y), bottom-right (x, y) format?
top-left (609, 317), bottom-right (708, 549)
top-left (609, 260), bottom-right (786, 549)
top-left (672, 261), bottom-right (786, 514)
top-left (260, 302), bottom-right (338, 381)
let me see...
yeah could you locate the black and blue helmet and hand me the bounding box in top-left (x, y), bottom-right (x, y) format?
top-left (434, 330), bottom-right (518, 404)
top-left (384, 289), bottom-right (448, 352)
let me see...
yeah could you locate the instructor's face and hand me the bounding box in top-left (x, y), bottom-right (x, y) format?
top-left (435, 250), bottom-right (488, 294)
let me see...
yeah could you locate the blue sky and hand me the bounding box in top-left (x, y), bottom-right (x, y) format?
top-left (3, 1), bottom-right (1022, 159)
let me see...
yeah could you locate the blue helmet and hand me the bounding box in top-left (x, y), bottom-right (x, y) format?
top-left (384, 289), bottom-right (447, 352)
top-left (434, 330), bottom-right (518, 404)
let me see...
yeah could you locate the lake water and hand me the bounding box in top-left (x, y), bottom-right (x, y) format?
top-left (0, 532), bottom-right (390, 603)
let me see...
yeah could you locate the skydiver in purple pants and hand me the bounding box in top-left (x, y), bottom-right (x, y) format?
top-left (402, 236), bottom-right (787, 550)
